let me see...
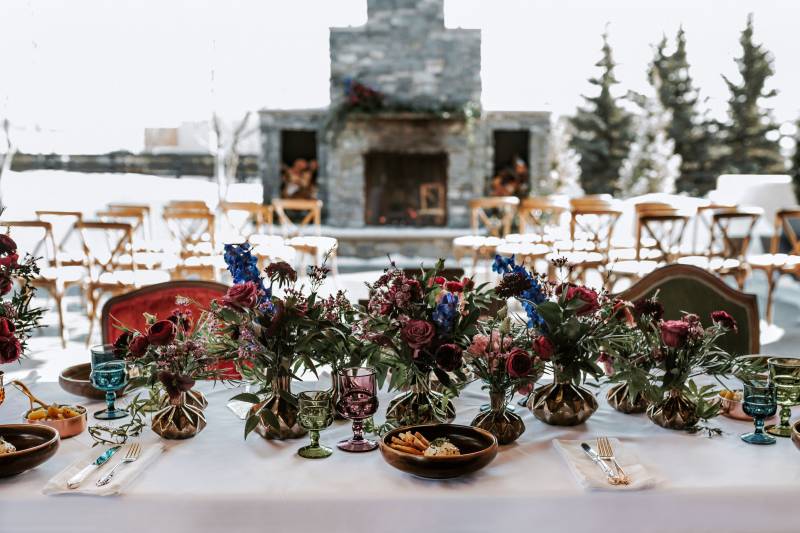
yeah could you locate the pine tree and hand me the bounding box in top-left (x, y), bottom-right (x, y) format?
top-left (721, 14), bottom-right (784, 174)
top-left (617, 79), bottom-right (681, 197)
top-left (546, 116), bottom-right (584, 197)
top-left (570, 31), bottom-right (634, 195)
top-left (650, 28), bottom-right (718, 196)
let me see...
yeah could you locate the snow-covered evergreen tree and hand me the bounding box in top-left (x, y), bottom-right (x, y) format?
top-left (546, 116), bottom-right (584, 197)
top-left (618, 75), bottom-right (682, 197)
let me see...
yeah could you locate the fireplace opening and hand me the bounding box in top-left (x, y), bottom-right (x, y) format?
top-left (364, 152), bottom-right (448, 227)
top-left (280, 130), bottom-right (318, 199)
top-left (492, 130), bottom-right (530, 197)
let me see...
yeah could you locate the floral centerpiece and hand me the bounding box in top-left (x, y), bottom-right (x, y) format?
top-left (363, 260), bottom-right (490, 427)
top-left (465, 308), bottom-right (545, 444)
top-left (209, 243), bottom-right (333, 440)
top-left (113, 303), bottom-right (222, 439)
top-left (0, 232), bottom-right (44, 407)
top-left (610, 298), bottom-right (741, 430)
top-left (493, 256), bottom-right (635, 426)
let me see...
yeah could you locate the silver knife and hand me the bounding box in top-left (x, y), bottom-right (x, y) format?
top-left (67, 446), bottom-right (121, 489)
top-left (581, 442), bottom-right (616, 479)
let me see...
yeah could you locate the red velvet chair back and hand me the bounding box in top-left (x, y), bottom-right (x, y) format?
top-left (100, 281), bottom-right (236, 378)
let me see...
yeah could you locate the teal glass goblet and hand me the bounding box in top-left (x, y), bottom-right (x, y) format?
top-left (297, 390), bottom-right (334, 459)
top-left (741, 380), bottom-right (777, 445)
top-left (766, 358), bottom-right (800, 438)
top-left (91, 361), bottom-right (129, 420)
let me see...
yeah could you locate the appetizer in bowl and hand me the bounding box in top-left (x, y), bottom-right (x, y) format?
top-left (380, 424), bottom-right (498, 479)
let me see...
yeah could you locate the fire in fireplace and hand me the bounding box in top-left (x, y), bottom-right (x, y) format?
top-left (364, 152), bottom-right (448, 226)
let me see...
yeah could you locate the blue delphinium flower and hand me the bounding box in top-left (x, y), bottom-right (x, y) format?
top-left (432, 292), bottom-right (459, 334)
top-left (493, 255), bottom-right (547, 330)
top-left (224, 243), bottom-right (270, 302)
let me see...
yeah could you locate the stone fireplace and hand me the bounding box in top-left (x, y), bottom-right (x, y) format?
top-left (259, 0), bottom-right (550, 240)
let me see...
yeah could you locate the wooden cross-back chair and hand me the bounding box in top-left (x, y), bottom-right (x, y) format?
top-left (607, 203), bottom-right (692, 288)
top-left (568, 195), bottom-right (623, 253)
top-left (97, 208), bottom-right (177, 272)
top-left (271, 198), bottom-right (338, 276)
top-left (76, 220), bottom-right (171, 344)
top-left (453, 197), bottom-right (520, 277)
top-left (749, 208), bottom-right (800, 324)
top-left (0, 220), bottom-right (84, 347)
top-left (34, 210), bottom-right (85, 267)
top-left (678, 206), bottom-right (762, 290)
top-left (162, 208), bottom-right (216, 256)
top-left (219, 201), bottom-right (274, 240)
top-left (104, 204), bottom-right (153, 243)
top-left (516, 195), bottom-right (571, 243)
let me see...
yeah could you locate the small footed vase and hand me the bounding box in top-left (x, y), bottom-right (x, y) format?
top-left (386, 374), bottom-right (456, 427)
top-left (528, 379), bottom-right (598, 426)
top-left (151, 389), bottom-right (208, 440)
top-left (253, 376), bottom-right (307, 440)
top-left (647, 389), bottom-right (699, 430)
top-left (470, 391), bottom-right (525, 445)
top-left (606, 382), bottom-right (649, 414)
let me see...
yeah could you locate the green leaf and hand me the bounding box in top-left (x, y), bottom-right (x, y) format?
top-left (278, 388), bottom-right (299, 408)
top-left (536, 301), bottom-right (563, 330)
top-left (244, 414), bottom-right (260, 439)
top-left (259, 407), bottom-right (281, 432)
top-left (230, 392), bottom-right (261, 404)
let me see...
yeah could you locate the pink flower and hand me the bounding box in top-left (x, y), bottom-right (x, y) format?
top-left (517, 382), bottom-right (534, 396)
top-left (660, 320), bottom-right (690, 348)
top-left (222, 281), bottom-right (260, 309)
top-left (400, 320), bottom-right (435, 349)
top-left (533, 336), bottom-right (555, 361)
top-left (597, 352), bottom-right (614, 376)
top-left (565, 286), bottom-right (600, 315)
top-left (468, 333), bottom-right (490, 356)
top-left (711, 310), bottom-right (737, 332)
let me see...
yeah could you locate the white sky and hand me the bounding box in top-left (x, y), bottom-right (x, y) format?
top-left (1, 0), bottom-right (798, 153)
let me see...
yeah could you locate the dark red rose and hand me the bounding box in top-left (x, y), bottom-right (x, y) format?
top-left (660, 320), bottom-right (690, 348)
top-left (445, 281), bottom-right (464, 293)
top-left (113, 331), bottom-right (132, 357)
top-left (433, 276), bottom-right (446, 286)
top-left (533, 335), bottom-right (555, 361)
top-left (517, 382), bottom-right (534, 396)
top-left (128, 335), bottom-right (150, 357)
top-left (157, 370), bottom-right (195, 400)
top-left (400, 319), bottom-right (435, 349)
top-left (0, 235), bottom-right (17, 255)
top-left (461, 277), bottom-right (475, 291)
top-left (222, 281), bottom-right (260, 309)
top-left (0, 317), bottom-right (16, 338)
top-left (0, 253), bottom-right (19, 268)
top-left (435, 343), bottom-right (463, 372)
top-left (633, 297), bottom-right (664, 321)
top-left (506, 348), bottom-right (533, 378)
top-left (0, 335), bottom-right (21, 363)
top-left (565, 286), bottom-right (600, 315)
top-left (0, 277), bottom-right (12, 296)
top-left (711, 310), bottom-right (738, 333)
top-left (147, 320), bottom-right (176, 346)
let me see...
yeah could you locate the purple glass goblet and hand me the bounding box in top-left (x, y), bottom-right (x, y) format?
top-left (335, 367), bottom-right (379, 452)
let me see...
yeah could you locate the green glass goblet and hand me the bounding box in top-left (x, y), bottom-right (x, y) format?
top-left (297, 391), bottom-right (334, 459)
top-left (766, 358), bottom-right (800, 438)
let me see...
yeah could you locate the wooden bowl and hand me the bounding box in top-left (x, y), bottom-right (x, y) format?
top-left (0, 424), bottom-right (60, 477)
top-left (379, 424), bottom-right (498, 479)
top-left (24, 405), bottom-right (87, 439)
top-left (59, 363), bottom-right (129, 400)
top-left (792, 420), bottom-right (800, 452)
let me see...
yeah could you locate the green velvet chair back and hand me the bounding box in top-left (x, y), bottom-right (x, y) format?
top-left (618, 264), bottom-right (759, 356)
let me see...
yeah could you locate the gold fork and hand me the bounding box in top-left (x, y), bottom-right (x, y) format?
top-left (96, 443), bottom-right (141, 486)
top-left (597, 437), bottom-right (628, 482)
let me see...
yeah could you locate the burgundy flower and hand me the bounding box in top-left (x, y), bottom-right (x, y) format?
top-left (711, 310), bottom-right (738, 333)
top-left (147, 320), bottom-right (176, 346)
top-left (461, 277), bottom-right (475, 292)
top-left (432, 276), bottom-right (446, 286)
top-left (435, 343), bottom-right (463, 372)
top-left (495, 271), bottom-right (533, 299)
top-left (0, 253), bottom-right (19, 268)
top-left (506, 348), bottom-right (533, 378)
top-left (445, 281), bottom-right (464, 293)
top-left (612, 300), bottom-right (635, 326)
top-left (0, 235), bottom-right (17, 255)
top-left (533, 335), bottom-right (555, 361)
top-left (400, 319), bottom-right (435, 349)
top-left (222, 281), bottom-right (260, 309)
top-left (168, 308), bottom-right (194, 333)
top-left (0, 277), bottom-right (11, 296)
top-left (0, 334), bottom-right (21, 363)
top-left (265, 261), bottom-right (297, 286)
top-left (157, 370), bottom-right (195, 400)
top-left (597, 351), bottom-right (615, 376)
top-left (128, 335), bottom-right (150, 357)
top-left (633, 297), bottom-right (664, 321)
top-left (565, 286), bottom-right (600, 315)
top-left (517, 382), bottom-right (534, 396)
top-left (113, 331), bottom-right (132, 357)
top-left (0, 317), bottom-right (16, 338)
top-left (660, 320), bottom-right (690, 348)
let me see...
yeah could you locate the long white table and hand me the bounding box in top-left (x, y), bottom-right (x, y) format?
top-left (1, 378), bottom-right (799, 533)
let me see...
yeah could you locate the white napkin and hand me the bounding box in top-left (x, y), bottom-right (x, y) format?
top-left (43, 441), bottom-right (164, 496)
top-left (553, 438), bottom-right (661, 491)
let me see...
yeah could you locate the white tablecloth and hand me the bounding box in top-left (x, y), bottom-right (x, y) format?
top-left (1, 378), bottom-right (798, 533)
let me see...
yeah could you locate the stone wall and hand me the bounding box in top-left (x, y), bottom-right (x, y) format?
top-left (329, 0), bottom-right (480, 109)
